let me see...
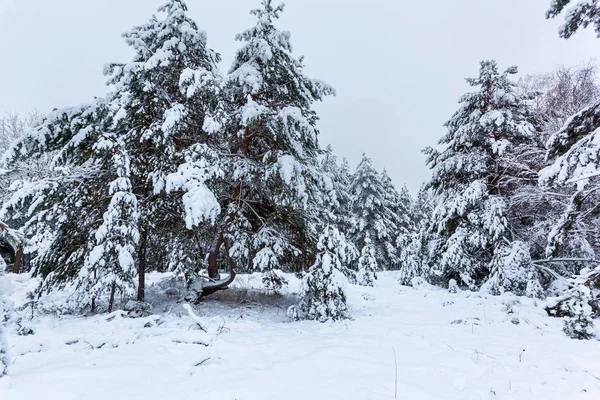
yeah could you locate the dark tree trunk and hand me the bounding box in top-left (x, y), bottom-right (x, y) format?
top-left (108, 281), bottom-right (116, 313)
top-left (207, 231), bottom-right (223, 280)
top-left (137, 228), bottom-right (147, 301)
top-left (12, 243), bottom-right (23, 274)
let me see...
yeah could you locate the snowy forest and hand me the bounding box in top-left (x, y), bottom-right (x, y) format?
top-left (1, 0), bottom-right (600, 398)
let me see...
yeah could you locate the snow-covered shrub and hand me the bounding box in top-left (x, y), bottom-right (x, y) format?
top-left (448, 279), bottom-right (458, 294)
top-left (287, 304), bottom-right (299, 321)
top-left (299, 226), bottom-right (349, 322)
top-left (262, 269), bottom-right (289, 293)
top-left (546, 285), bottom-right (596, 340)
top-left (356, 233), bottom-right (377, 287)
top-left (483, 241), bottom-right (542, 298)
top-left (0, 299), bottom-right (10, 377)
top-left (398, 231), bottom-right (428, 285)
top-left (123, 300), bottom-right (152, 318)
top-left (410, 276), bottom-right (428, 289)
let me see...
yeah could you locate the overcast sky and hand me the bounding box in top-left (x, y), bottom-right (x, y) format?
top-left (1, 0), bottom-right (599, 191)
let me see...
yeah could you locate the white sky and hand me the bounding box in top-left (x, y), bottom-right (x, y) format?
top-left (1, 0), bottom-right (599, 191)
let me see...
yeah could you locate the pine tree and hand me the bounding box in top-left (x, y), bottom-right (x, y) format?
top-left (540, 0), bottom-right (600, 324)
top-left (318, 147), bottom-right (358, 282)
top-left (537, 0), bottom-right (600, 337)
top-left (1, 0), bottom-right (224, 308)
top-left (356, 232), bottom-right (377, 286)
top-left (423, 60), bottom-right (540, 293)
top-left (546, 282), bottom-right (597, 339)
top-left (320, 145), bottom-right (353, 235)
top-left (0, 298), bottom-right (8, 378)
top-left (0, 248), bottom-right (10, 377)
top-left (106, 0), bottom-right (223, 300)
top-left (349, 154), bottom-right (401, 269)
top-left (300, 226), bottom-right (349, 322)
top-left (76, 145), bottom-right (140, 312)
top-left (546, 0), bottom-right (600, 39)
top-left (381, 171), bottom-right (413, 259)
top-left (214, 0), bottom-right (335, 285)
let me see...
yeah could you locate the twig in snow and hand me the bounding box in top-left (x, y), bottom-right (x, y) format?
top-left (194, 357), bottom-right (211, 367)
top-left (440, 342), bottom-right (455, 351)
top-left (473, 349), bottom-right (496, 360)
top-left (518, 347), bottom-right (525, 362)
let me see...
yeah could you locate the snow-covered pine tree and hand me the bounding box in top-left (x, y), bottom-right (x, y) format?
top-left (0, 112), bottom-right (49, 211)
top-left (320, 145), bottom-right (354, 236)
top-left (546, 0), bottom-right (600, 39)
top-left (546, 268), bottom-right (599, 340)
top-left (398, 186), bottom-right (437, 285)
top-left (356, 232), bottom-right (377, 286)
top-left (105, 0), bottom-right (223, 299)
top-left (318, 146), bottom-right (358, 282)
top-left (0, 297), bottom-right (8, 378)
top-left (423, 60), bottom-right (541, 294)
top-left (215, 0), bottom-right (335, 285)
top-left (539, 0), bottom-right (600, 336)
top-left (0, 255), bottom-right (9, 377)
top-left (512, 64), bottom-right (600, 289)
top-left (77, 145), bottom-right (140, 312)
top-left (381, 171), bottom-right (413, 257)
top-left (543, 5), bottom-right (600, 258)
top-left (349, 154), bottom-right (401, 270)
top-left (299, 225), bottom-right (349, 322)
top-left (1, 0), bottom-right (224, 308)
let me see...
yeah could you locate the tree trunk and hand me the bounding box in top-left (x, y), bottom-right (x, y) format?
top-left (108, 281), bottom-right (116, 313)
top-left (207, 231), bottom-right (223, 280)
top-left (12, 243), bottom-right (23, 274)
top-left (137, 228), bottom-right (147, 302)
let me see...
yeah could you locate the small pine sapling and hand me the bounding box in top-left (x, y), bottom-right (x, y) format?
top-left (546, 285), bottom-right (596, 340)
top-left (356, 233), bottom-right (377, 286)
top-left (299, 226), bottom-right (349, 322)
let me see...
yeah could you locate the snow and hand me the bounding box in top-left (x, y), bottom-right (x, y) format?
top-left (165, 158), bottom-right (222, 228)
top-left (1, 271), bottom-right (600, 399)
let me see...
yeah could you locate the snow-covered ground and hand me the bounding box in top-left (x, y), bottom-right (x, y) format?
top-left (1, 272), bottom-right (600, 400)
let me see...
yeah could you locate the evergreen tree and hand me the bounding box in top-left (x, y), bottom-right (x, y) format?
top-left (76, 145), bottom-right (140, 312)
top-left (0, 256), bottom-right (9, 377)
top-left (398, 187), bottom-right (431, 285)
top-left (349, 154), bottom-right (401, 269)
top-left (214, 0), bottom-right (335, 285)
top-left (423, 60), bottom-right (540, 293)
top-left (105, 0), bottom-right (223, 300)
top-left (546, 282), bottom-right (597, 339)
top-left (381, 171), bottom-right (413, 255)
top-left (318, 147), bottom-right (358, 282)
top-left (0, 297), bottom-right (8, 378)
top-left (1, 0), bottom-right (223, 308)
top-left (320, 145), bottom-right (353, 236)
top-left (540, 0), bottom-right (600, 336)
top-left (514, 65), bottom-right (600, 285)
top-left (299, 225), bottom-right (349, 322)
top-left (546, 0), bottom-right (600, 39)
top-left (356, 232), bottom-right (377, 286)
